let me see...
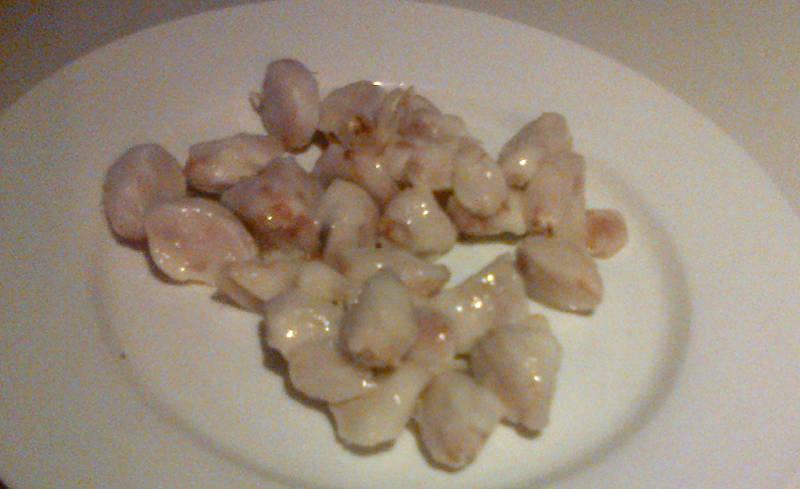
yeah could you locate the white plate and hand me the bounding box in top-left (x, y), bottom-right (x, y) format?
top-left (1, 1), bottom-right (799, 488)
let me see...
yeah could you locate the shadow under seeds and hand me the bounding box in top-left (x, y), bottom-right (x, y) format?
top-left (407, 419), bottom-right (465, 473)
top-left (107, 227), bottom-right (181, 285)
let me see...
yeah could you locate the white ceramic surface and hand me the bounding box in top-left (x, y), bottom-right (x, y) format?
top-left (1, 2), bottom-right (798, 488)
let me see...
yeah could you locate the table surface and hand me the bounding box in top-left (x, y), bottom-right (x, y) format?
top-left (0, 1), bottom-right (798, 488)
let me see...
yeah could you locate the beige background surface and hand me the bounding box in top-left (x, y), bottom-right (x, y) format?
top-left (2, 0), bottom-right (797, 216)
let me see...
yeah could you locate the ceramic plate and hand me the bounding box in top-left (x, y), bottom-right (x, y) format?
top-left (1, 1), bottom-right (799, 488)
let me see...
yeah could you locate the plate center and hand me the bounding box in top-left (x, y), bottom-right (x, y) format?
top-left (92, 92), bottom-right (690, 489)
